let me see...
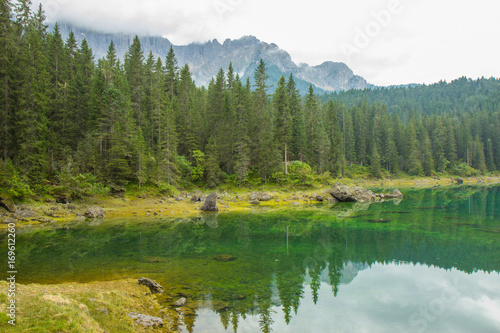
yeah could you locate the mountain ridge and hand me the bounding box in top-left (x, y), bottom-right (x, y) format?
top-left (56, 23), bottom-right (372, 94)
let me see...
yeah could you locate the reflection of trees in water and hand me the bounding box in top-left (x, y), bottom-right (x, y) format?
top-left (5, 186), bottom-right (500, 332)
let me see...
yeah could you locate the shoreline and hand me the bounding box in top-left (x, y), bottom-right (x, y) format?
top-left (1, 176), bottom-right (499, 228)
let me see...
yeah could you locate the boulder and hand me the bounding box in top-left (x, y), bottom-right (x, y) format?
top-left (190, 192), bottom-right (205, 202)
top-left (1, 217), bottom-right (17, 224)
top-left (454, 178), bottom-right (464, 184)
top-left (200, 193), bottom-right (218, 211)
top-left (138, 277), bottom-right (164, 294)
top-left (382, 189), bottom-right (404, 200)
top-left (249, 192), bottom-right (274, 201)
top-left (84, 206), bottom-right (105, 218)
top-left (311, 195), bottom-right (324, 202)
top-left (0, 198), bottom-right (16, 212)
top-left (328, 183), bottom-right (402, 203)
top-left (392, 189), bottom-right (403, 199)
top-left (328, 183), bottom-right (375, 203)
top-left (14, 208), bottom-right (36, 220)
top-left (173, 297), bottom-right (187, 307)
top-left (128, 312), bottom-right (163, 328)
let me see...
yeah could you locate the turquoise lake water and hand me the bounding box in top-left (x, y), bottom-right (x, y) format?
top-left (2, 185), bottom-right (500, 332)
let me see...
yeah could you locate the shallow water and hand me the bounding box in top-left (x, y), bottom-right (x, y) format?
top-left (2, 185), bottom-right (500, 332)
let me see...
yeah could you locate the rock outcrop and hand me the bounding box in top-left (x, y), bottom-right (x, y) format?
top-left (0, 197), bottom-right (16, 212)
top-left (138, 277), bottom-right (164, 294)
top-left (200, 193), bottom-right (218, 211)
top-left (84, 206), bottom-right (105, 218)
top-left (249, 192), bottom-right (274, 201)
top-left (328, 183), bottom-right (403, 203)
top-left (128, 312), bottom-right (163, 328)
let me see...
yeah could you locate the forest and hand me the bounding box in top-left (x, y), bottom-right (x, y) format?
top-left (1, 1), bottom-right (499, 199)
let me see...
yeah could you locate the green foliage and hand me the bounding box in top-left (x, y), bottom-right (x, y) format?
top-left (157, 181), bottom-right (178, 196)
top-left (191, 150), bottom-right (205, 181)
top-left (0, 160), bottom-right (34, 199)
top-left (452, 162), bottom-right (481, 177)
top-left (0, 1), bottom-right (498, 196)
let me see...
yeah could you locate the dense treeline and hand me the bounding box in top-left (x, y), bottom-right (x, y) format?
top-left (1, 2), bottom-right (499, 198)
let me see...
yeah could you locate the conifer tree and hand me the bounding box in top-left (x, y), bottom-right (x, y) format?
top-left (287, 74), bottom-right (305, 161)
top-left (0, 0), bottom-right (15, 162)
top-left (124, 36), bottom-right (146, 129)
top-left (274, 75), bottom-right (292, 174)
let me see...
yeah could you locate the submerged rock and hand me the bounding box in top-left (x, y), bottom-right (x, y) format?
top-left (201, 193), bottom-right (218, 211)
top-left (138, 277), bottom-right (164, 294)
top-left (128, 312), bottom-right (163, 328)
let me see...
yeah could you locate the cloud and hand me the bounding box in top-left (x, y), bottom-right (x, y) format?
top-left (32, 0), bottom-right (500, 85)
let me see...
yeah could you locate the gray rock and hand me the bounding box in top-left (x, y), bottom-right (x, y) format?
top-left (97, 308), bottom-right (109, 314)
top-left (250, 192), bottom-right (274, 201)
top-left (14, 208), bottom-right (36, 220)
top-left (328, 183), bottom-right (375, 202)
top-left (128, 312), bottom-right (163, 328)
top-left (191, 191), bottom-right (205, 202)
top-left (1, 217), bottom-right (17, 224)
top-left (84, 206), bottom-right (105, 218)
top-left (200, 193), bottom-right (218, 211)
top-left (328, 183), bottom-right (402, 203)
top-left (138, 277), bottom-right (164, 294)
top-left (173, 297), bottom-right (187, 306)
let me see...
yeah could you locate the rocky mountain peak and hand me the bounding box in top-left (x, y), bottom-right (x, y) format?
top-left (54, 23), bottom-right (371, 94)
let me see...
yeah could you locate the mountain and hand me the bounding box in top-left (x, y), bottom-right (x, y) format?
top-left (57, 23), bottom-right (371, 94)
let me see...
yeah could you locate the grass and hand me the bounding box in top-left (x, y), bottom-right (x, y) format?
top-left (0, 279), bottom-right (178, 332)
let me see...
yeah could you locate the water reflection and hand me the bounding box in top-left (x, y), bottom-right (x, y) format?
top-left (192, 263), bottom-right (500, 333)
top-left (1, 185), bottom-right (500, 332)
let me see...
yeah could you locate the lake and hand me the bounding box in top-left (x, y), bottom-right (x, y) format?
top-left (3, 185), bottom-right (500, 332)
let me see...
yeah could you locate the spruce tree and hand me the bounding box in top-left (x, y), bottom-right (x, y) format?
top-left (274, 75), bottom-right (292, 174)
top-left (0, 0), bottom-right (15, 162)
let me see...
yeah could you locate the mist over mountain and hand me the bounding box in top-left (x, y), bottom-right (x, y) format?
top-left (56, 23), bottom-right (371, 95)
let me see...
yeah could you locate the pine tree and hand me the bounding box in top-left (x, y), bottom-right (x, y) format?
top-left (0, 0), bottom-right (15, 162)
top-left (485, 138), bottom-right (495, 171)
top-left (74, 38), bottom-right (94, 137)
top-left (344, 109), bottom-right (356, 164)
top-left (304, 85), bottom-right (318, 165)
top-left (233, 75), bottom-right (251, 183)
top-left (325, 100), bottom-right (342, 176)
top-left (404, 118), bottom-right (423, 176)
top-left (370, 141), bottom-right (381, 178)
top-left (274, 76), bottom-right (292, 174)
top-left (252, 59), bottom-right (276, 181)
top-left (472, 135), bottom-right (486, 172)
top-left (205, 136), bottom-right (220, 188)
top-left (124, 36), bottom-right (145, 128)
top-left (431, 117), bottom-right (448, 172)
top-left (421, 130), bottom-right (434, 176)
top-left (16, 6), bottom-right (50, 181)
top-left (287, 74), bottom-right (305, 161)
top-left (165, 45), bottom-right (178, 101)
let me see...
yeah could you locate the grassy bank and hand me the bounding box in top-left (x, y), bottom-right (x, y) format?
top-left (1, 175), bottom-right (499, 228)
top-left (0, 279), bottom-right (182, 332)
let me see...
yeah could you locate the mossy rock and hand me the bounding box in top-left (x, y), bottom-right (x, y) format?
top-left (212, 254), bottom-right (236, 262)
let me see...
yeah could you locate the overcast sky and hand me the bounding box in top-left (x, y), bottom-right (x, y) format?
top-left (33, 0), bottom-right (500, 86)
